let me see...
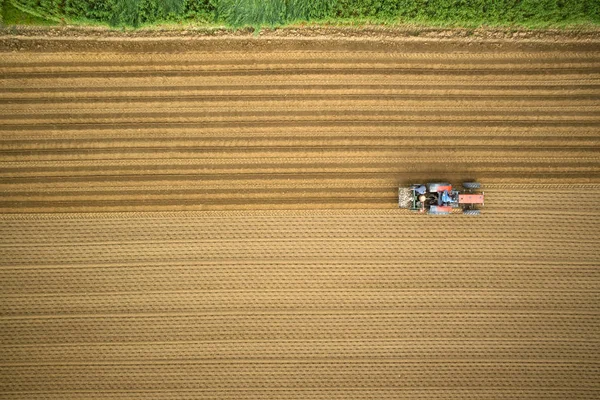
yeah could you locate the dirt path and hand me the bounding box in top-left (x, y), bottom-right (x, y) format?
top-left (0, 35), bottom-right (599, 398)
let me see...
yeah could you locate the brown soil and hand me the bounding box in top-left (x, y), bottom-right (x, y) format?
top-left (0, 33), bottom-right (599, 399)
top-left (3, 24), bottom-right (600, 40)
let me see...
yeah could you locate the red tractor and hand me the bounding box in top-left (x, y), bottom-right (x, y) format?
top-left (398, 182), bottom-right (484, 215)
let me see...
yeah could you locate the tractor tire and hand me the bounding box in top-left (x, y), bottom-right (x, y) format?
top-left (463, 209), bottom-right (481, 216)
top-left (463, 182), bottom-right (481, 190)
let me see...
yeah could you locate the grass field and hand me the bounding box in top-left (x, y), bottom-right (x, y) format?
top-left (3, 0), bottom-right (599, 28)
top-left (1, 1), bottom-right (55, 26)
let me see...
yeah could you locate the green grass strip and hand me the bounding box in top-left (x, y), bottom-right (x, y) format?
top-left (4, 0), bottom-right (600, 29)
top-left (4, 0), bottom-right (58, 25)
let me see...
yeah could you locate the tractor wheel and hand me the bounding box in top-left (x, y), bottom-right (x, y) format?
top-left (463, 209), bottom-right (481, 216)
top-left (463, 182), bottom-right (481, 190)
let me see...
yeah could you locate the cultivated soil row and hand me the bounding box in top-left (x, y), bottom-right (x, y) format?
top-left (0, 34), bottom-right (599, 399)
top-left (1, 43), bottom-right (599, 212)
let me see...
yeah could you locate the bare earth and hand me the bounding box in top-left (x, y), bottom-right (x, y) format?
top-left (0, 30), bottom-right (599, 399)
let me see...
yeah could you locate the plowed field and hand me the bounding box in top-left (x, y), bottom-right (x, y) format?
top-left (0, 35), bottom-right (599, 399)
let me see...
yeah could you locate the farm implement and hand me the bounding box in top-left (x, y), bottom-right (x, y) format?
top-left (399, 182), bottom-right (485, 215)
